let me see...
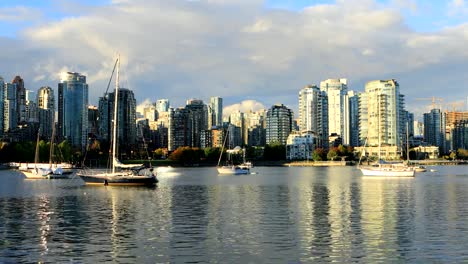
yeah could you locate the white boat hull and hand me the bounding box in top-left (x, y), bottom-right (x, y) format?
top-left (359, 167), bottom-right (415, 177)
top-left (217, 166), bottom-right (250, 175)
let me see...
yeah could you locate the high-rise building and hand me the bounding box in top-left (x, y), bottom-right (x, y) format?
top-left (37, 86), bottom-right (55, 139)
top-left (169, 107), bottom-right (190, 151)
top-left (3, 82), bottom-right (17, 133)
top-left (156, 99), bottom-right (170, 113)
top-left (58, 72), bottom-right (89, 150)
top-left (423, 108), bottom-right (446, 154)
top-left (298, 85), bottom-right (328, 148)
top-left (0, 76), bottom-right (4, 135)
top-left (346, 90), bottom-right (360, 147)
top-left (25, 90), bottom-right (38, 123)
top-left (320, 78), bottom-right (348, 141)
top-left (12, 76), bottom-right (26, 125)
top-left (266, 104), bottom-right (293, 145)
top-left (186, 99), bottom-right (208, 148)
top-left (143, 104), bottom-right (157, 122)
top-left (209, 96), bottom-right (223, 128)
top-left (103, 88), bottom-right (138, 154)
top-left (359, 79), bottom-right (406, 148)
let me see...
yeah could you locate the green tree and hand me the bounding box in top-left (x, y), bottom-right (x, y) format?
top-left (264, 142), bottom-right (286, 161)
top-left (457, 149), bottom-right (468, 160)
top-left (312, 148), bottom-right (326, 161)
top-left (204, 147), bottom-right (221, 163)
top-left (327, 148), bottom-right (338, 161)
top-left (57, 140), bottom-right (72, 162)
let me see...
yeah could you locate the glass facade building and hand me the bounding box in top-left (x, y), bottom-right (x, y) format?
top-left (58, 72), bottom-right (89, 150)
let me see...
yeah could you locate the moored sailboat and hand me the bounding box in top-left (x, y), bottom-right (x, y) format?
top-left (217, 131), bottom-right (250, 175)
top-left (77, 56), bottom-right (157, 186)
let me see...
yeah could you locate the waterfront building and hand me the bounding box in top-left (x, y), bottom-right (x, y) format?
top-left (37, 86), bottom-right (55, 139)
top-left (3, 82), bottom-right (17, 133)
top-left (12, 76), bottom-right (26, 125)
top-left (359, 80), bottom-right (407, 150)
top-left (346, 90), bottom-right (360, 147)
top-left (58, 72), bottom-right (89, 150)
top-left (209, 96), bottom-right (223, 128)
top-left (414, 121), bottom-right (424, 138)
top-left (0, 77), bottom-right (4, 135)
top-left (156, 99), bottom-right (170, 113)
top-left (423, 108), bottom-right (446, 154)
top-left (452, 120), bottom-right (468, 150)
top-left (168, 107), bottom-right (190, 151)
top-left (186, 99), bottom-right (208, 148)
top-left (228, 124), bottom-right (242, 148)
top-left (246, 110), bottom-right (266, 146)
top-left (320, 78), bottom-right (348, 143)
top-left (25, 90), bottom-right (38, 124)
top-left (108, 88), bottom-right (137, 153)
top-left (286, 131), bottom-right (317, 160)
top-left (230, 110), bottom-right (246, 145)
top-left (266, 104), bottom-right (293, 145)
top-left (143, 104), bottom-right (157, 122)
top-left (88, 106), bottom-right (99, 138)
top-left (298, 85), bottom-right (328, 148)
top-left (445, 111), bottom-right (468, 151)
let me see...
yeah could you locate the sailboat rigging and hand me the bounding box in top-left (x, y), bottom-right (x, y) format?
top-left (217, 128), bottom-right (250, 175)
top-left (77, 55), bottom-right (157, 186)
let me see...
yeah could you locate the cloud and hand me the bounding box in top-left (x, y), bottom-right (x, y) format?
top-left (223, 100), bottom-right (266, 118)
top-left (0, 0), bottom-right (466, 119)
top-left (0, 6), bottom-right (42, 22)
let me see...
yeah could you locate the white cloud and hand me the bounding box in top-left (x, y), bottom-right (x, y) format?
top-left (0, 6), bottom-right (42, 22)
top-left (223, 100), bottom-right (266, 118)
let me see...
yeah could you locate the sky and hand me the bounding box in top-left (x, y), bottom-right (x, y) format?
top-left (1, 0), bottom-right (468, 119)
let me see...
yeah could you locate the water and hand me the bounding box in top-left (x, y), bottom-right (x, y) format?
top-left (1, 166), bottom-right (468, 263)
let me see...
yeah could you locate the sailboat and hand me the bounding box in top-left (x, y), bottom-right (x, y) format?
top-left (358, 96), bottom-right (415, 177)
top-left (217, 129), bottom-right (250, 175)
top-left (20, 127), bottom-right (71, 179)
top-left (77, 56), bottom-right (157, 186)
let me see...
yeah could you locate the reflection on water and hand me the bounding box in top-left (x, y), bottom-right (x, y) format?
top-left (1, 166), bottom-right (468, 262)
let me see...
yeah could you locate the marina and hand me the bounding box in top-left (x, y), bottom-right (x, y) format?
top-left (1, 165), bottom-right (468, 262)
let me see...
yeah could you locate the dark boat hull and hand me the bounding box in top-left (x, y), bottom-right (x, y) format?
top-left (78, 174), bottom-right (157, 186)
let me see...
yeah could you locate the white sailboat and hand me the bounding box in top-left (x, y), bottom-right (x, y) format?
top-left (77, 56), bottom-right (157, 186)
top-left (21, 127), bottom-right (71, 179)
top-left (217, 130), bottom-right (250, 175)
top-left (358, 96), bottom-right (415, 177)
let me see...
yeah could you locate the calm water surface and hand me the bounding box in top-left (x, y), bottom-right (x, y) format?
top-left (1, 166), bottom-right (468, 263)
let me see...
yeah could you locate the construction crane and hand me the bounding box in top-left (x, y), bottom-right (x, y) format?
top-left (415, 97), bottom-right (444, 110)
top-left (446, 101), bottom-right (465, 112)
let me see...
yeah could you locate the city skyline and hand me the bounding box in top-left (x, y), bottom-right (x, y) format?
top-left (0, 0), bottom-right (467, 118)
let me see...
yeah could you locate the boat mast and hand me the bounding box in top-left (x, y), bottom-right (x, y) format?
top-left (112, 55), bottom-right (120, 174)
top-left (34, 128), bottom-right (41, 165)
top-left (218, 128), bottom-right (228, 166)
top-left (49, 120), bottom-right (56, 169)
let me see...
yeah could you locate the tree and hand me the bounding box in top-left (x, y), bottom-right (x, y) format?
top-left (327, 148), bottom-right (338, 161)
top-left (57, 140), bottom-right (72, 162)
top-left (457, 149), bottom-right (468, 160)
top-left (312, 148), bottom-right (326, 161)
top-left (264, 142), bottom-right (286, 161)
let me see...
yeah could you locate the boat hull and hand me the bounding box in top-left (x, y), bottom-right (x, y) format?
top-left (359, 167), bottom-right (415, 177)
top-left (77, 172), bottom-right (157, 186)
top-left (217, 166), bottom-right (250, 175)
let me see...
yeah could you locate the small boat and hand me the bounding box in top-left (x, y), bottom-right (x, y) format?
top-left (20, 127), bottom-right (72, 180)
top-left (77, 56), bottom-right (157, 186)
top-left (216, 131), bottom-right (250, 175)
top-left (412, 165), bottom-right (427, 172)
top-left (217, 165), bottom-right (250, 175)
top-left (359, 161), bottom-right (415, 177)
